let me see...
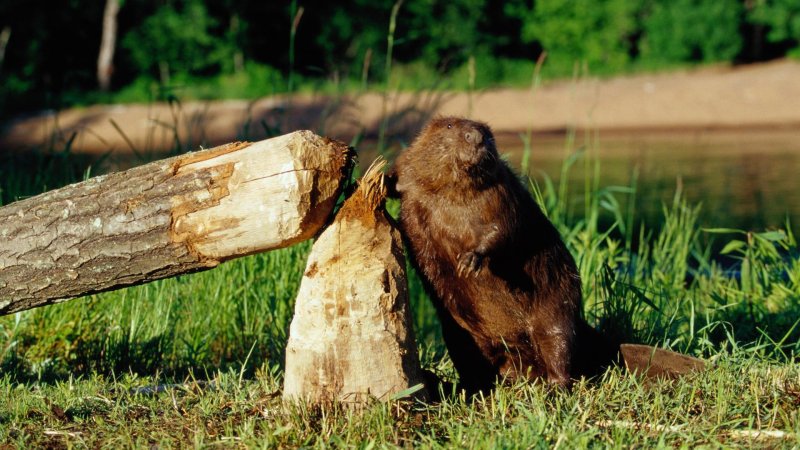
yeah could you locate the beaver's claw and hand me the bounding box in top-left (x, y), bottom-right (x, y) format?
top-left (457, 251), bottom-right (483, 277)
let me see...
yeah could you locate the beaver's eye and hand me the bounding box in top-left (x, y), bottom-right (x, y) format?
top-left (447, 123), bottom-right (453, 129)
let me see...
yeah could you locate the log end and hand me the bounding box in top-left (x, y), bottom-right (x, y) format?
top-left (336, 157), bottom-right (387, 226)
top-left (283, 156), bottom-right (427, 407)
top-left (169, 131), bottom-right (355, 261)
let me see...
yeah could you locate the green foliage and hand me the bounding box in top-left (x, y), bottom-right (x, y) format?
top-left (122, 0), bottom-right (223, 82)
top-left (751, 0), bottom-right (800, 57)
top-left (640, 0), bottom-right (744, 64)
top-left (449, 53), bottom-right (539, 89)
top-left (0, 0), bottom-right (106, 112)
top-left (703, 227), bottom-right (800, 342)
top-left (4, 0), bottom-right (800, 113)
top-left (314, 0), bottom-right (394, 77)
top-left (102, 62), bottom-right (287, 107)
top-left (314, 0), bottom-right (493, 82)
top-left (404, 0), bottom-right (487, 71)
top-left (512, 0), bottom-right (641, 75)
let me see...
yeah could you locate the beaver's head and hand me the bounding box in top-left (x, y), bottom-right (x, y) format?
top-left (396, 116), bottom-right (500, 192)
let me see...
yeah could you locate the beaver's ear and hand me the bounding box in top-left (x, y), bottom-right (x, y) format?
top-left (385, 166), bottom-right (400, 198)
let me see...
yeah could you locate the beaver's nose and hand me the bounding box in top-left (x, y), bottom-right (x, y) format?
top-left (464, 129), bottom-right (483, 145)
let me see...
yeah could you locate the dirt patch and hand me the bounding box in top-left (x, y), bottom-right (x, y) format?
top-left (2, 59), bottom-right (799, 155)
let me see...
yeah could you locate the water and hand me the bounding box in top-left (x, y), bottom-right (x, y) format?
top-left (499, 128), bottom-right (800, 234)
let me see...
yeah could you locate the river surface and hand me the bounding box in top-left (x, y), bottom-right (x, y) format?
top-left (497, 128), bottom-right (800, 234)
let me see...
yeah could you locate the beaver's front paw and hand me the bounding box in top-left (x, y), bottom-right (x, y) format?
top-left (457, 251), bottom-right (483, 277)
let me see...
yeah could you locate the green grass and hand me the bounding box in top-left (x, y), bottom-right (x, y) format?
top-left (1, 359), bottom-right (798, 448)
top-left (1, 127), bottom-right (800, 447)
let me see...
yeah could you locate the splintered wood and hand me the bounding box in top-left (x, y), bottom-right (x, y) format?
top-left (283, 159), bottom-right (427, 406)
top-left (0, 131), bottom-right (352, 315)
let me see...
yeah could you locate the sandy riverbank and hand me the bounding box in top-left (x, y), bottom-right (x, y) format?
top-left (2, 59), bottom-right (799, 154)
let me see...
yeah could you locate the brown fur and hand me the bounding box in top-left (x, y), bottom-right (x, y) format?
top-left (391, 117), bottom-right (616, 393)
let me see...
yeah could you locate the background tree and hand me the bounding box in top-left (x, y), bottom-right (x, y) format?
top-left (404, 0), bottom-right (487, 72)
top-left (751, 0), bottom-right (800, 57)
top-left (639, 0), bottom-right (744, 64)
top-left (1, 0), bottom-right (798, 117)
top-left (0, 0), bottom-right (106, 112)
top-left (97, 0), bottom-right (122, 91)
top-left (511, 0), bottom-right (641, 75)
top-left (121, 0), bottom-right (221, 84)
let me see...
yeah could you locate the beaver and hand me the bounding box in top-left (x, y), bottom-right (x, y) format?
top-left (389, 116), bottom-right (617, 393)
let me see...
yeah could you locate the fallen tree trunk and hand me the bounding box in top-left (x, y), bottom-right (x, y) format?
top-left (0, 131), bottom-right (353, 315)
top-left (284, 159), bottom-right (427, 406)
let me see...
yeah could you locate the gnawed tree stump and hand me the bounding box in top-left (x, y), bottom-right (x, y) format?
top-left (0, 131), bottom-right (353, 315)
top-left (284, 159), bottom-right (427, 405)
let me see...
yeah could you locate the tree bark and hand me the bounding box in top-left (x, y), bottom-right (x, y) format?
top-left (97, 0), bottom-right (120, 91)
top-left (0, 26), bottom-right (10, 74)
top-left (0, 131), bottom-right (352, 315)
top-left (284, 160), bottom-right (427, 406)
